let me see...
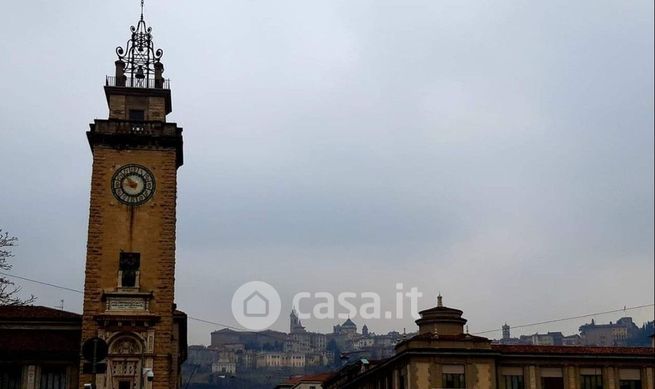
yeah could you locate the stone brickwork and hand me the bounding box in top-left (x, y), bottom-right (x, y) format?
top-left (81, 8), bottom-right (184, 388)
top-left (107, 93), bottom-right (167, 121)
top-left (80, 145), bottom-right (181, 389)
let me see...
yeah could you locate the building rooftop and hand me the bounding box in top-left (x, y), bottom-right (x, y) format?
top-left (0, 306), bottom-right (82, 361)
top-left (342, 318), bottom-right (357, 328)
top-left (0, 305), bottom-right (81, 322)
top-left (276, 372), bottom-right (335, 388)
top-left (492, 344), bottom-right (654, 356)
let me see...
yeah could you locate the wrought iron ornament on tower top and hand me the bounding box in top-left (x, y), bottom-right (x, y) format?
top-left (114, 0), bottom-right (165, 88)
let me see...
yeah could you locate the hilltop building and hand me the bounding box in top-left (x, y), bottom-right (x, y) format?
top-left (185, 312), bottom-right (404, 387)
top-left (579, 317), bottom-right (640, 346)
top-left (290, 309), bottom-right (306, 334)
top-left (333, 318), bottom-right (358, 337)
top-left (497, 317), bottom-right (651, 347)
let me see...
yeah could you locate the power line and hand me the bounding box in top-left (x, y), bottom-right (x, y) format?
top-left (186, 315), bottom-right (246, 332)
top-left (0, 271), bottom-right (245, 331)
top-left (473, 304), bottom-right (655, 335)
top-left (0, 271), bottom-right (84, 294)
top-left (2, 271), bottom-right (653, 338)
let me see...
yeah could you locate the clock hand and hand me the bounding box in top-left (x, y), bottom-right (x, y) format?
top-left (125, 177), bottom-right (139, 189)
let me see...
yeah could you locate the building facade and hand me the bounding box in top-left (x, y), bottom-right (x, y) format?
top-left (324, 297), bottom-right (654, 389)
top-left (79, 5), bottom-right (186, 389)
top-left (498, 318), bottom-right (651, 347)
top-left (579, 318), bottom-right (641, 347)
top-left (0, 306), bottom-right (82, 389)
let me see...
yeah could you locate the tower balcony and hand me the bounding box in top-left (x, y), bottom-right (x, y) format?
top-left (106, 75), bottom-right (170, 89)
top-left (90, 119), bottom-right (180, 136)
top-left (87, 119), bottom-right (184, 167)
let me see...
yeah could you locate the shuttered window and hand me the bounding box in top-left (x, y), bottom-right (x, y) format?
top-left (581, 374), bottom-right (603, 389)
top-left (0, 365), bottom-right (21, 389)
top-left (39, 366), bottom-right (66, 389)
top-left (442, 373), bottom-right (466, 388)
top-left (504, 375), bottom-right (524, 389)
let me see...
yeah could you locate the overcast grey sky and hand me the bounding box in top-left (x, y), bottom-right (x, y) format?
top-left (0, 0), bottom-right (653, 345)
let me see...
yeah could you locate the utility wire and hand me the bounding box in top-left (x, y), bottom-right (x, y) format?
top-left (1, 271), bottom-right (84, 294)
top-left (0, 271), bottom-right (246, 331)
top-left (473, 303), bottom-right (654, 335)
top-left (186, 315), bottom-right (246, 332)
top-left (2, 271), bottom-right (653, 337)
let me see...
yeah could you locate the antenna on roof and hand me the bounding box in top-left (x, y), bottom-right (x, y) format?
top-left (55, 299), bottom-right (64, 310)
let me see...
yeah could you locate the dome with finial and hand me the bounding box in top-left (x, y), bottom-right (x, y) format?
top-left (415, 294), bottom-right (468, 336)
top-left (394, 295), bottom-right (491, 353)
top-left (342, 318), bottom-right (357, 329)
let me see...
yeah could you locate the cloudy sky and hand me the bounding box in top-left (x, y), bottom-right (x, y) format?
top-left (0, 0), bottom-right (653, 345)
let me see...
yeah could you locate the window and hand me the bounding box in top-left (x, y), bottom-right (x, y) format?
top-left (542, 377), bottom-right (564, 389)
top-left (118, 381), bottom-right (131, 389)
top-left (541, 367), bottom-right (564, 389)
top-left (0, 365), bottom-right (21, 389)
top-left (119, 252), bottom-right (140, 288)
top-left (442, 365), bottom-right (466, 389)
top-left (619, 369), bottom-right (641, 389)
top-left (619, 381), bottom-right (641, 389)
top-left (581, 375), bottom-right (603, 389)
top-left (442, 373), bottom-right (466, 389)
top-left (40, 366), bottom-right (66, 389)
top-left (128, 110), bottom-right (145, 132)
top-left (501, 367), bottom-right (524, 389)
top-left (504, 375), bottom-right (524, 389)
top-left (128, 110), bottom-right (145, 122)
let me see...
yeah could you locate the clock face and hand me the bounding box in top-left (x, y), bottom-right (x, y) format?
top-left (111, 164), bottom-right (156, 206)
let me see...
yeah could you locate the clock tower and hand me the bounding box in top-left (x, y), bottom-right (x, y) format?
top-left (80, 3), bottom-right (186, 389)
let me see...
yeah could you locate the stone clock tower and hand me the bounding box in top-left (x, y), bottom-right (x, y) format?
top-left (80, 4), bottom-right (186, 389)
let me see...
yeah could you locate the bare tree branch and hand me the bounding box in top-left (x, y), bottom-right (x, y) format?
top-left (0, 229), bottom-right (36, 305)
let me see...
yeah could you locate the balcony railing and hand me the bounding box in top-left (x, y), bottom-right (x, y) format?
top-left (106, 75), bottom-right (170, 89)
top-left (91, 119), bottom-right (180, 137)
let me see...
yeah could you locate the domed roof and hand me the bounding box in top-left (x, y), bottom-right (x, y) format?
top-left (342, 318), bottom-right (357, 328)
top-left (415, 295), bottom-right (467, 334)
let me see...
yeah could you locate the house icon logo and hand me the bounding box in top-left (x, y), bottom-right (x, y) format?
top-left (243, 291), bottom-right (269, 317)
top-left (232, 281), bottom-right (281, 330)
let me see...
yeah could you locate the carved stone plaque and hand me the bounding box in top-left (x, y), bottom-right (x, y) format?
top-left (108, 297), bottom-right (147, 311)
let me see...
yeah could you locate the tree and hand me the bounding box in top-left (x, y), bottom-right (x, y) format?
top-left (0, 229), bottom-right (35, 305)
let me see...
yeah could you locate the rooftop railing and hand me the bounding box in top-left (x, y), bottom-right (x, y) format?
top-left (106, 76), bottom-right (170, 89)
